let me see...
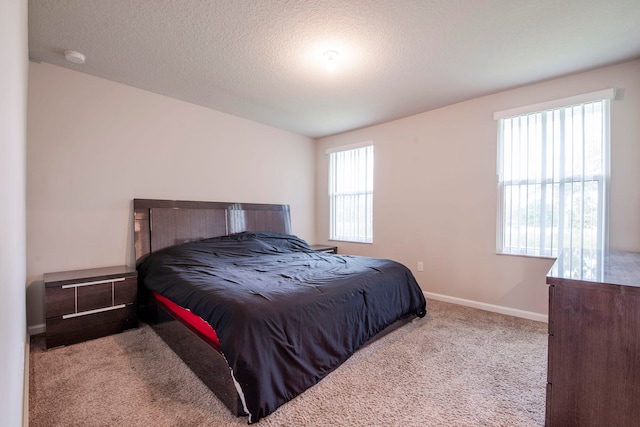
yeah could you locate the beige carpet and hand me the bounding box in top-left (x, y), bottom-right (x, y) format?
top-left (29, 300), bottom-right (547, 426)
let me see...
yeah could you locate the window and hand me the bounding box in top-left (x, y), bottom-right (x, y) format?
top-left (328, 143), bottom-right (374, 243)
top-left (495, 89), bottom-right (615, 258)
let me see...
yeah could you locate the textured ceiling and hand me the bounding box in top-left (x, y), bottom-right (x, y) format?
top-left (28, 0), bottom-right (640, 138)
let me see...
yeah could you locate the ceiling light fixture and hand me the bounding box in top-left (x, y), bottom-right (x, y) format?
top-left (324, 50), bottom-right (338, 72)
top-left (64, 50), bottom-right (86, 64)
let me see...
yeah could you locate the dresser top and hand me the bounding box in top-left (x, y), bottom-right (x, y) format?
top-left (547, 250), bottom-right (640, 288)
top-left (44, 265), bottom-right (137, 287)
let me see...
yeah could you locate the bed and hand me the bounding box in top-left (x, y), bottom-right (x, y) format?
top-left (133, 198), bottom-right (427, 423)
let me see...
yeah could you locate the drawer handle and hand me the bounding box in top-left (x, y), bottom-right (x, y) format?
top-left (62, 277), bottom-right (125, 289)
top-left (62, 304), bottom-right (126, 319)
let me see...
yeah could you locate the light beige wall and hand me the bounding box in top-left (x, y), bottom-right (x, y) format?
top-left (27, 62), bottom-right (316, 328)
top-left (1, 0), bottom-right (28, 425)
top-left (316, 59), bottom-right (640, 317)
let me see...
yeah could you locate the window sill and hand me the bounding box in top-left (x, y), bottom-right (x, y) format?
top-left (329, 239), bottom-right (373, 245)
top-left (496, 252), bottom-right (557, 261)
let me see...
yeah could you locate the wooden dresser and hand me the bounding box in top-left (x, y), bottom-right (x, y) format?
top-left (44, 265), bottom-right (138, 348)
top-left (546, 250), bottom-right (640, 426)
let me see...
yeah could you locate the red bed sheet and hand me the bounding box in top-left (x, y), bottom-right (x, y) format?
top-left (152, 291), bottom-right (221, 350)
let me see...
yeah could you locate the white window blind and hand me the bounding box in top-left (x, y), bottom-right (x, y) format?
top-left (328, 144), bottom-right (373, 243)
top-left (496, 91), bottom-right (613, 258)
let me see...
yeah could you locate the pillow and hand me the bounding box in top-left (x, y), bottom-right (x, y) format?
top-left (229, 231), bottom-right (312, 252)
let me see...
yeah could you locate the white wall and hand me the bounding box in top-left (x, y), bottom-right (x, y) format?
top-left (0, 0), bottom-right (28, 425)
top-left (316, 59), bottom-right (640, 317)
top-left (26, 58), bottom-right (640, 326)
top-left (27, 63), bottom-right (316, 328)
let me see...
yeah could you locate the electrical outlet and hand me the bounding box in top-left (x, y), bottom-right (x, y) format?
top-left (417, 261), bottom-right (424, 272)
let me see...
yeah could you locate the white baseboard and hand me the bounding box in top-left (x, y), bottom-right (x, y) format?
top-left (27, 324), bottom-right (45, 336)
top-left (424, 291), bottom-right (548, 323)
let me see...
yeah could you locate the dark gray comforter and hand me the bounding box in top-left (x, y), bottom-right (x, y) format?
top-left (137, 232), bottom-right (426, 423)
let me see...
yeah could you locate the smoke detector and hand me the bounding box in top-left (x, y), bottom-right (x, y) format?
top-left (64, 50), bottom-right (86, 64)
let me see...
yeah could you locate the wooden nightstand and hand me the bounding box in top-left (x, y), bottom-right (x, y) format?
top-left (310, 244), bottom-right (338, 254)
top-left (44, 265), bottom-right (138, 348)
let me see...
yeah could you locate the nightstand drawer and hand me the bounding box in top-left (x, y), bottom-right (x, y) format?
top-left (46, 304), bottom-right (137, 348)
top-left (114, 277), bottom-right (138, 305)
top-left (44, 265), bottom-right (138, 348)
top-left (77, 282), bottom-right (113, 313)
top-left (45, 287), bottom-right (76, 317)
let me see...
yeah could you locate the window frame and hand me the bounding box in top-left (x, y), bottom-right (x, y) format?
top-left (326, 141), bottom-right (374, 244)
top-left (494, 89), bottom-right (615, 258)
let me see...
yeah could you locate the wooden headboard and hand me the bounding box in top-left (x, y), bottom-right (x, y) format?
top-left (133, 199), bottom-right (291, 263)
